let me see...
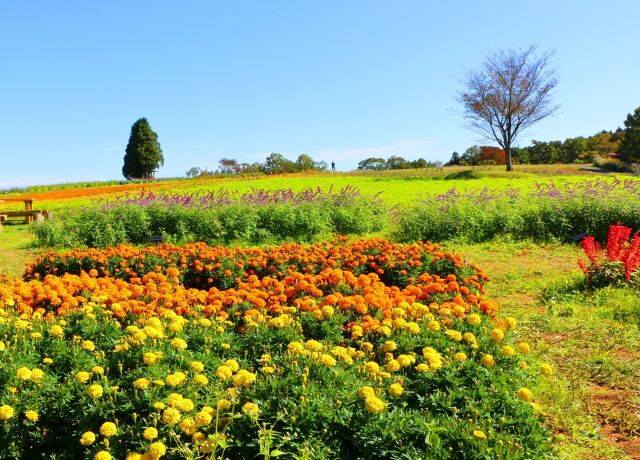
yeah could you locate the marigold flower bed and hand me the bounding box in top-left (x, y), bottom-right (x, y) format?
top-left (0, 239), bottom-right (551, 459)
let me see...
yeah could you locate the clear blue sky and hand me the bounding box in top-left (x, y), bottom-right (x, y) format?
top-left (1, 1), bottom-right (639, 187)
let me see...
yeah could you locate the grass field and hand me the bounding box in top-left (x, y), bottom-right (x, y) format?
top-left (1, 166), bottom-right (639, 458)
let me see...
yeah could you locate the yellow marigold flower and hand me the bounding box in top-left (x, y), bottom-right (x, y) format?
top-left (42, 357), bottom-right (53, 365)
top-left (233, 369), bottom-right (257, 387)
top-left (82, 340), bottom-right (96, 352)
top-left (454, 352), bottom-right (467, 361)
top-left (165, 371), bottom-right (187, 387)
top-left (519, 361), bottom-right (528, 369)
top-left (490, 328), bottom-right (505, 343)
top-left (382, 341), bottom-right (397, 352)
top-left (162, 407), bottom-right (181, 425)
top-left (305, 339), bottom-right (324, 352)
top-left (481, 354), bottom-right (495, 367)
top-left (194, 410), bottom-right (212, 426)
top-left (397, 354), bottom-right (415, 368)
top-left (88, 384), bottom-right (103, 399)
top-left (31, 368), bottom-right (45, 382)
top-left (466, 314), bottom-right (482, 326)
top-left (415, 363), bottom-right (430, 373)
top-left (320, 354), bottom-right (337, 368)
top-left (427, 320), bottom-right (441, 332)
top-left (190, 361), bottom-right (205, 372)
top-left (393, 318), bottom-right (407, 330)
top-left (153, 402), bottom-right (166, 410)
top-left (260, 353), bottom-right (271, 363)
top-left (359, 386), bottom-right (376, 399)
top-left (518, 342), bottom-right (531, 353)
top-left (94, 451), bottom-right (112, 460)
top-left (517, 387), bottom-right (533, 402)
top-left (133, 378), bottom-right (150, 390)
top-left (217, 399), bottom-right (231, 410)
top-left (386, 359), bottom-right (401, 372)
top-left (287, 341), bottom-right (305, 355)
top-left (179, 417), bottom-right (197, 435)
top-left (445, 329), bottom-right (462, 342)
top-left (224, 359), bottom-right (240, 372)
top-left (540, 363), bottom-right (553, 376)
top-left (99, 421), bottom-right (117, 437)
top-left (215, 365), bottom-right (233, 380)
top-left (261, 366), bottom-right (276, 374)
top-left (364, 396), bottom-right (387, 414)
top-left (192, 432), bottom-right (206, 443)
top-left (147, 442), bottom-right (167, 458)
top-left (505, 317), bottom-right (517, 329)
top-left (405, 321), bottom-right (421, 334)
top-left (242, 402), bottom-right (260, 418)
top-left (167, 393), bottom-right (184, 407)
top-left (75, 371), bottom-right (91, 384)
top-left (91, 366), bottom-right (104, 375)
top-left (193, 374), bottom-right (209, 386)
top-left (379, 325), bottom-right (392, 336)
top-left (143, 427), bottom-right (158, 440)
top-left (221, 342), bottom-right (231, 350)
top-left (178, 398), bottom-right (195, 412)
top-left (364, 361), bottom-right (380, 374)
top-left (143, 352), bottom-right (159, 365)
top-left (16, 367), bottom-right (32, 381)
top-left (170, 338), bottom-right (188, 351)
top-left (125, 453), bottom-right (142, 460)
top-left (388, 383), bottom-right (404, 398)
top-left (473, 430), bottom-right (487, 440)
top-left (80, 431), bottom-right (96, 446)
top-left (0, 405), bottom-right (14, 421)
top-left (462, 332), bottom-right (476, 344)
top-left (501, 346), bottom-right (516, 357)
top-left (361, 341), bottom-right (374, 353)
top-left (25, 410), bottom-right (38, 422)
top-left (49, 325), bottom-right (64, 338)
top-left (321, 305), bottom-right (334, 317)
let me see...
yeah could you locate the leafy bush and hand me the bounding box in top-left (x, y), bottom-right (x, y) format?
top-left (577, 224), bottom-right (640, 288)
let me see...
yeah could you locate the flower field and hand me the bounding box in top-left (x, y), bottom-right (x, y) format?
top-left (0, 238), bottom-right (552, 459)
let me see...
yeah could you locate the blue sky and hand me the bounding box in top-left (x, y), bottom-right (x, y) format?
top-left (1, 1), bottom-right (639, 187)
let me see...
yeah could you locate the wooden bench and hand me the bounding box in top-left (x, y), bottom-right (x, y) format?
top-left (0, 210), bottom-right (49, 224)
top-left (0, 198), bottom-right (43, 224)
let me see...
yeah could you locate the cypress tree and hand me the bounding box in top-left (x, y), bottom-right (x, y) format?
top-left (122, 118), bottom-right (164, 179)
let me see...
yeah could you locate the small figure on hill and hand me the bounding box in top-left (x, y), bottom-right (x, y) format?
top-left (331, 161), bottom-right (335, 171)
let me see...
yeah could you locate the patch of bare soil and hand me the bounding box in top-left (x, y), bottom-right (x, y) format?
top-left (590, 384), bottom-right (640, 459)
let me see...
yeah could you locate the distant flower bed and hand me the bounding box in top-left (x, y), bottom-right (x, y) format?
top-left (0, 239), bottom-right (552, 459)
top-left (96, 185), bottom-right (378, 208)
top-left (33, 186), bottom-right (386, 248)
top-left (393, 178), bottom-right (640, 243)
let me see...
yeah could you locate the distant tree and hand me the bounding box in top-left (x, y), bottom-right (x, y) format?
top-left (560, 137), bottom-right (589, 163)
top-left (218, 158), bottom-right (241, 175)
top-left (460, 146), bottom-right (481, 165)
top-left (407, 158), bottom-right (428, 168)
top-left (122, 118), bottom-right (164, 180)
top-left (527, 140), bottom-right (561, 164)
top-left (385, 156), bottom-right (408, 170)
top-left (446, 151), bottom-right (461, 166)
top-left (620, 106), bottom-right (640, 163)
top-left (357, 157), bottom-right (387, 170)
top-left (185, 166), bottom-right (202, 178)
top-left (261, 153), bottom-right (297, 174)
top-left (479, 146), bottom-right (506, 165)
top-left (313, 160), bottom-right (328, 171)
top-left (295, 154), bottom-right (316, 172)
top-left (458, 46), bottom-right (560, 171)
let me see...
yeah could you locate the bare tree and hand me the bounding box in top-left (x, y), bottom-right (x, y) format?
top-left (458, 46), bottom-right (560, 171)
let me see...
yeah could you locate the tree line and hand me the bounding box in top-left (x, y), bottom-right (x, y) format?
top-left (446, 129), bottom-right (626, 166)
top-left (186, 153), bottom-right (328, 177)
